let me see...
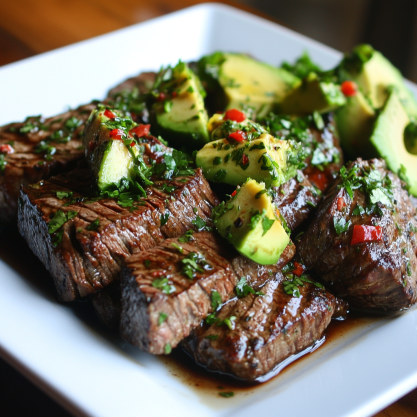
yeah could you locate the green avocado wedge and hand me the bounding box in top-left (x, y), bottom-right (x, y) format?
top-left (83, 108), bottom-right (141, 191)
top-left (213, 179), bottom-right (290, 265)
top-left (335, 90), bottom-right (376, 159)
top-left (152, 61), bottom-right (209, 149)
top-left (340, 44), bottom-right (417, 118)
top-left (369, 91), bottom-right (417, 195)
top-left (276, 72), bottom-right (346, 115)
top-left (198, 52), bottom-right (299, 118)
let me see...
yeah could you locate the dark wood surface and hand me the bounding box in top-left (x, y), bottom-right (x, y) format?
top-left (0, 1), bottom-right (416, 416)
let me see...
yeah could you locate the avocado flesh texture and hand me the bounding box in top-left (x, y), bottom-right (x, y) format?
top-left (276, 73), bottom-right (346, 115)
top-left (196, 132), bottom-right (297, 187)
top-left (370, 91), bottom-right (417, 195)
top-left (216, 180), bottom-right (290, 265)
top-left (154, 64), bottom-right (209, 148)
top-left (206, 53), bottom-right (299, 118)
top-left (335, 90), bottom-right (376, 159)
top-left (83, 109), bottom-right (138, 191)
top-left (349, 50), bottom-right (417, 118)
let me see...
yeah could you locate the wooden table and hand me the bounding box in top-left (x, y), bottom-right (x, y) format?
top-left (0, 1), bottom-right (416, 416)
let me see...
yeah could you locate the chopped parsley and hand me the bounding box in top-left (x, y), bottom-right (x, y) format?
top-left (283, 274), bottom-right (324, 298)
top-left (235, 276), bottom-right (264, 298)
top-left (178, 230), bottom-right (194, 243)
top-left (219, 392), bottom-right (234, 398)
top-left (86, 218), bottom-right (100, 231)
top-left (333, 217), bottom-right (351, 235)
top-left (192, 215), bottom-right (212, 231)
top-left (160, 212), bottom-right (170, 226)
top-left (181, 251), bottom-right (211, 279)
top-left (204, 335), bottom-right (219, 341)
top-left (152, 277), bottom-right (175, 294)
top-left (164, 343), bottom-right (172, 354)
top-left (158, 312), bottom-right (168, 325)
top-left (56, 191), bottom-right (73, 200)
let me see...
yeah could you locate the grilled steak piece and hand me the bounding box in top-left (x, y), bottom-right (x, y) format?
top-left (92, 282), bottom-right (121, 330)
top-left (120, 231), bottom-right (295, 354)
top-left (0, 104), bottom-right (96, 222)
top-left (297, 158), bottom-right (417, 311)
top-left (182, 274), bottom-right (335, 381)
top-left (106, 72), bottom-right (156, 98)
top-left (274, 170), bottom-right (322, 231)
top-left (18, 167), bottom-right (218, 301)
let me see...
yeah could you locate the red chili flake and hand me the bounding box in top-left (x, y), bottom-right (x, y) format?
top-left (130, 124), bottom-right (151, 138)
top-left (109, 129), bottom-right (124, 140)
top-left (241, 154), bottom-right (249, 165)
top-left (292, 262), bottom-right (304, 277)
top-left (157, 92), bottom-right (166, 102)
top-left (0, 144), bottom-right (14, 154)
top-left (337, 196), bottom-right (347, 211)
top-left (227, 130), bottom-right (246, 142)
top-left (350, 225), bottom-right (383, 246)
top-left (341, 81), bottom-right (358, 97)
top-left (104, 109), bottom-right (116, 119)
top-left (224, 109), bottom-right (246, 122)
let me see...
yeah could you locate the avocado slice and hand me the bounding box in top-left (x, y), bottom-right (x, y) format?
top-left (275, 72), bottom-right (346, 115)
top-left (340, 44), bottom-right (417, 118)
top-left (198, 52), bottom-right (299, 118)
top-left (83, 108), bottom-right (140, 191)
top-left (335, 90), bottom-right (376, 159)
top-left (152, 61), bottom-right (209, 148)
top-left (196, 131), bottom-right (301, 188)
top-left (213, 179), bottom-right (290, 265)
top-left (369, 91), bottom-right (417, 195)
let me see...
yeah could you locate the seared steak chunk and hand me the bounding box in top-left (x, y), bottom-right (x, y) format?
top-left (0, 104), bottom-right (95, 222)
top-left (182, 274), bottom-right (335, 381)
top-left (297, 158), bottom-right (417, 311)
top-left (18, 168), bottom-right (218, 301)
top-left (120, 232), bottom-right (295, 354)
top-left (274, 170), bottom-right (322, 231)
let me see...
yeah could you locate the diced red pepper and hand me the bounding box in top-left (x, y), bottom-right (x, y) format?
top-left (227, 130), bottom-right (246, 142)
top-left (307, 170), bottom-right (329, 192)
top-left (157, 92), bottom-right (166, 102)
top-left (0, 144), bottom-right (14, 154)
top-left (224, 109), bottom-right (246, 123)
top-left (129, 141), bottom-right (136, 147)
top-left (292, 262), bottom-right (304, 277)
top-left (350, 225), bottom-right (383, 246)
top-left (130, 124), bottom-right (151, 138)
top-left (231, 190), bottom-right (237, 197)
top-left (104, 109), bottom-right (116, 119)
top-left (88, 141), bottom-right (96, 152)
top-left (109, 129), bottom-right (124, 140)
top-left (241, 153), bottom-right (249, 165)
top-left (341, 81), bottom-right (358, 97)
top-left (337, 196), bottom-right (347, 211)
top-left (172, 91), bottom-right (178, 98)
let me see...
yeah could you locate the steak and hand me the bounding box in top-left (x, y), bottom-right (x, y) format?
top-left (274, 169), bottom-right (322, 231)
top-left (0, 104), bottom-right (95, 223)
top-left (182, 274), bottom-right (335, 381)
top-left (18, 167), bottom-right (219, 301)
top-left (297, 158), bottom-right (417, 311)
top-left (120, 232), bottom-right (295, 354)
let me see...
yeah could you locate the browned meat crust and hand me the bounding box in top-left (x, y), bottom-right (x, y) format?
top-left (18, 168), bottom-right (219, 301)
top-left (297, 158), bottom-right (417, 311)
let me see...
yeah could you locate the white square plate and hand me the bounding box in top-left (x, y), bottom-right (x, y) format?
top-left (1, 4), bottom-right (417, 417)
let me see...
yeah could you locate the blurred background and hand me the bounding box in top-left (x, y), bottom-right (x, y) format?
top-left (238, 0), bottom-right (417, 82)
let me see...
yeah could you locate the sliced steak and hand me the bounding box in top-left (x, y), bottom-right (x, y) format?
top-left (274, 170), bottom-right (322, 231)
top-left (182, 274), bottom-right (335, 381)
top-left (18, 167), bottom-right (219, 301)
top-left (0, 104), bottom-right (96, 222)
top-left (106, 72), bottom-right (156, 98)
top-left (120, 232), bottom-right (295, 354)
top-left (297, 158), bottom-right (417, 311)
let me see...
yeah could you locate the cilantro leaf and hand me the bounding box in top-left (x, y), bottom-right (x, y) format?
top-left (333, 217), bottom-right (351, 235)
top-left (211, 290), bottom-right (222, 311)
top-left (235, 277), bottom-right (264, 298)
top-left (86, 218), bottom-right (100, 231)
